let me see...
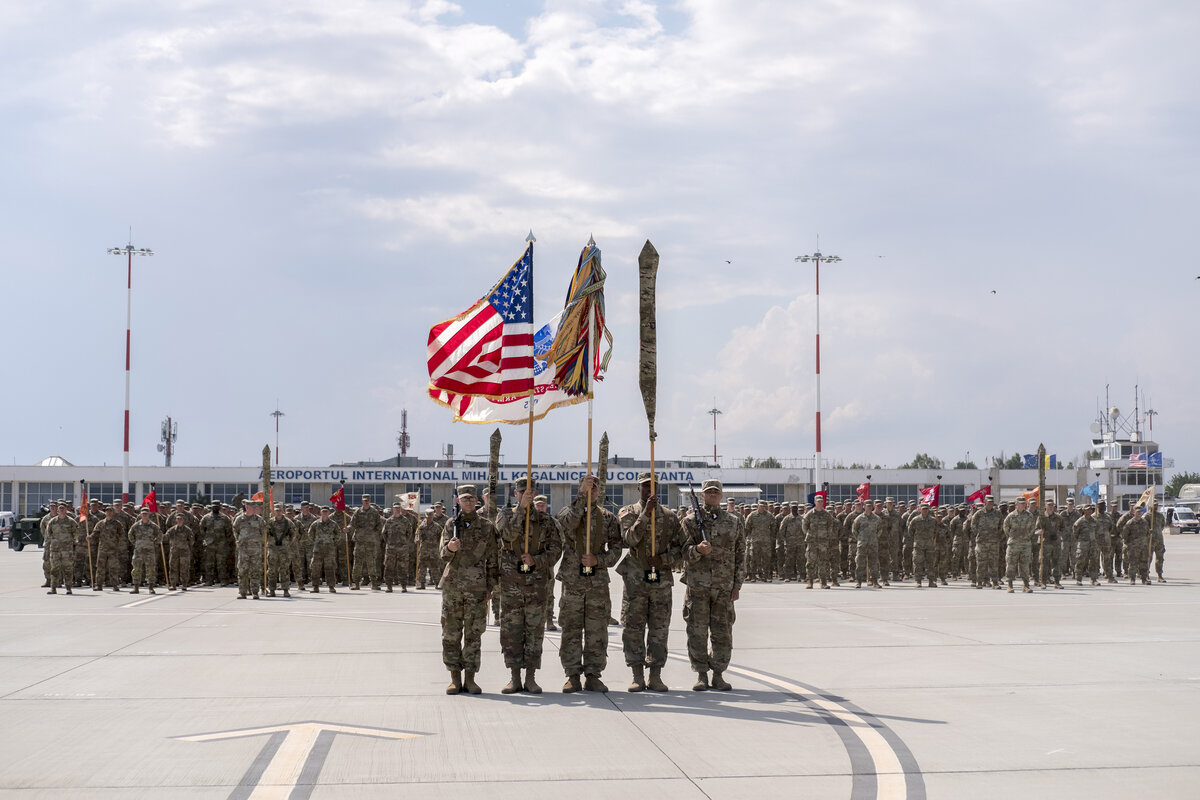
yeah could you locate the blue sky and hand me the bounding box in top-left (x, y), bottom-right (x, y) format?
top-left (3, 0), bottom-right (1197, 475)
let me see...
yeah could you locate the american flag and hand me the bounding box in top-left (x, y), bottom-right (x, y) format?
top-left (427, 244), bottom-right (535, 400)
top-left (1128, 452), bottom-right (1147, 468)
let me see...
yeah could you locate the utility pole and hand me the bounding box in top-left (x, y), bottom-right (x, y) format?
top-left (795, 241), bottom-right (842, 501)
top-left (108, 233), bottom-right (153, 503)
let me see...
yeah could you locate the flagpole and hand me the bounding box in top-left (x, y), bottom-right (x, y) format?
top-left (523, 231), bottom-right (536, 559)
top-left (584, 300), bottom-right (597, 572)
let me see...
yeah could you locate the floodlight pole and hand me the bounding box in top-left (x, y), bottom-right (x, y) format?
top-left (795, 245), bottom-right (841, 500)
top-left (108, 237), bottom-right (153, 504)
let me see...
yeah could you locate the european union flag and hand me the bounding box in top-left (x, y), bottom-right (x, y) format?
top-left (1022, 454), bottom-right (1037, 469)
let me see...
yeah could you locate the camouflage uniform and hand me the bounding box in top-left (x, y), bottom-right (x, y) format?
top-left (128, 518), bottom-right (163, 591)
top-left (415, 515), bottom-right (443, 589)
top-left (308, 516), bottom-right (341, 591)
top-left (1003, 507), bottom-right (1037, 590)
top-left (950, 510), bottom-right (970, 577)
top-left (1072, 513), bottom-right (1099, 584)
top-left (744, 507), bottom-right (777, 581)
top-left (555, 493), bottom-right (622, 681)
top-left (1037, 510), bottom-right (1065, 587)
top-left (232, 510), bottom-right (267, 598)
top-left (91, 515), bottom-right (126, 590)
top-left (200, 510), bottom-right (234, 585)
top-left (802, 506), bottom-right (840, 587)
top-left (439, 509), bottom-right (499, 673)
top-left (618, 497), bottom-right (683, 674)
top-left (45, 513), bottom-right (78, 593)
top-left (1095, 508), bottom-right (1117, 582)
top-left (852, 509), bottom-right (882, 586)
top-left (1119, 511), bottom-right (1152, 583)
top-left (382, 510), bottom-right (417, 591)
top-left (40, 510), bottom-right (55, 586)
top-left (74, 512), bottom-right (100, 586)
top-left (294, 509), bottom-right (319, 587)
top-left (495, 503), bottom-right (561, 672)
top-left (681, 499), bottom-right (745, 678)
top-left (907, 511), bottom-right (939, 587)
top-left (1150, 511), bottom-right (1166, 580)
top-left (778, 509), bottom-right (805, 581)
top-left (972, 506), bottom-right (1005, 588)
top-left (349, 503), bottom-right (385, 589)
top-left (266, 513), bottom-right (296, 595)
top-left (164, 521), bottom-right (194, 589)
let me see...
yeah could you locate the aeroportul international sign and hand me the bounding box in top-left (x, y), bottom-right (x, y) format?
top-left (264, 467), bottom-right (700, 484)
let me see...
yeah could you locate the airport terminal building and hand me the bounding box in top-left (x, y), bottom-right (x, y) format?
top-left (0, 438), bottom-right (1163, 517)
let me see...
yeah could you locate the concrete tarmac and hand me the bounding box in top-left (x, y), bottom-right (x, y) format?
top-left (2, 537), bottom-right (1197, 799)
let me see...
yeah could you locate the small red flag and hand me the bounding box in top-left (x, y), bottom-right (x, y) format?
top-left (856, 483), bottom-right (870, 502)
top-left (967, 485), bottom-right (991, 504)
top-left (330, 487), bottom-right (346, 511)
top-left (919, 485), bottom-right (940, 507)
top-left (78, 485), bottom-right (88, 523)
top-left (145, 489), bottom-right (158, 514)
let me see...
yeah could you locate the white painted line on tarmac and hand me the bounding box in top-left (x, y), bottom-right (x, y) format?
top-left (121, 594), bottom-right (167, 608)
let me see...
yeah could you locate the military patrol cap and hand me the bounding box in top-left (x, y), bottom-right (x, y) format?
top-left (433, 501), bottom-right (445, 508)
top-left (636, 471), bottom-right (653, 484)
top-left (512, 475), bottom-right (536, 491)
top-left (456, 484), bottom-right (477, 499)
top-left (919, 502), bottom-right (930, 508)
top-left (1083, 505), bottom-right (1094, 512)
top-left (424, 508), bottom-right (434, 515)
top-left (984, 494), bottom-right (994, 502)
top-left (701, 479), bottom-right (723, 492)
top-left (789, 501), bottom-right (799, 507)
top-left (175, 499), bottom-right (187, 505)
top-left (362, 493), bottom-right (372, 499)
top-left (534, 494), bottom-right (548, 503)
top-left (392, 501), bottom-right (403, 507)
top-left (89, 497), bottom-right (101, 504)
top-left (273, 503), bottom-right (284, 510)
top-left (319, 505), bottom-right (332, 513)
top-left (885, 496), bottom-right (895, 502)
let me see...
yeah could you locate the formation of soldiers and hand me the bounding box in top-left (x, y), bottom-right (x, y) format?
top-left (729, 494), bottom-right (1168, 592)
top-left (37, 482), bottom-right (1168, 694)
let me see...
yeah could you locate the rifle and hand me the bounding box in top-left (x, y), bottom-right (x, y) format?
top-left (686, 484), bottom-right (710, 544)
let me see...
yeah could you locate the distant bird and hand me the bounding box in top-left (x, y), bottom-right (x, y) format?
top-left (990, 290), bottom-right (997, 294)
top-left (725, 260), bottom-right (732, 264)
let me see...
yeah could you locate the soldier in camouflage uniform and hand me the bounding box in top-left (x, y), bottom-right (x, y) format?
top-left (907, 503), bottom-right (939, 587)
top-left (1095, 501), bottom-right (1117, 582)
top-left (383, 501), bottom-right (417, 592)
top-left (349, 494), bottom-right (384, 590)
top-left (308, 506), bottom-right (340, 592)
top-left (164, 513), bottom-right (194, 591)
top-left (1150, 508), bottom-right (1166, 582)
top-left (852, 501), bottom-right (883, 588)
top-left (879, 498), bottom-right (900, 585)
top-left (744, 500), bottom-right (774, 582)
top-left (778, 503), bottom-right (805, 581)
top-left (90, 505), bottom-right (126, 591)
top-left (128, 508), bottom-right (162, 594)
top-left (415, 509), bottom-right (443, 590)
top-left (1036, 500), bottom-right (1065, 589)
top-left (681, 479), bottom-right (745, 691)
top-left (1118, 506), bottom-right (1152, 585)
top-left (951, 506), bottom-right (970, 579)
top-left (556, 475), bottom-right (622, 693)
top-left (266, 504), bottom-right (296, 597)
top-left (934, 508), bottom-right (952, 585)
top-left (440, 486), bottom-right (499, 695)
top-left (293, 502), bottom-right (319, 589)
top-left (496, 476), bottom-right (562, 694)
top-left (1003, 496), bottom-right (1037, 593)
top-left (534, 495), bottom-right (559, 631)
top-left (802, 495), bottom-right (839, 588)
top-left (1061, 497), bottom-right (1081, 576)
top-left (618, 472), bottom-right (683, 692)
top-left (45, 502), bottom-right (78, 594)
top-left (233, 499), bottom-right (267, 599)
top-left (972, 495), bottom-right (1005, 589)
top-left (1072, 505), bottom-right (1100, 585)
top-left (74, 501), bottom-right (101, 587)
top-left (200, 502), bottom-right (234, 586)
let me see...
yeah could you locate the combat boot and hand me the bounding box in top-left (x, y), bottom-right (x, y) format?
top-left (237, 593), bottom-right (246, 599)
top-left (1142, 578), bottom-right (1150, 585)
top-left (65, 586), bottom-right (72, 595)
top-left (329, 587), bottom-right (336, 593)
top-left (446, 670), bottom-right (462, 695)
top-left (282, 587), bottom-right (290, 598)
top-left (502, 668), bottom-right (523, 694)
top-left (693, 672), bottom-right (709, 691)
top-left (855, 581), bottom-right (862, 589)
top-left (831, 579), bottom-right (840, 587)
top-left (524, 669), bottom-right (541, 694)
top-left (351, 582), bottom-right (360, 590)
top-left (940, 578), bottom-right (948, 586)
top-left (711, 671), bottom-right (732, 691)
top-left (1023, 580), bottom-right (1032, 593)
top-left (1130, 577), bottom-right (1136, 585)
top-left (372, 582), bottom-right (380, 590)
top-left (386, 583), bottom-right (393, 593)
top-left (1054, 580), bottom-right (1063, 589)
top-left (463, 671), bottom-right (482, 694)
top-left (975, 582), bottom-right (983, 589)
top-left (1091, 578), bottom-right (1099, 586)
top-left (562, 674), bottom-right (582, 693)
top-left (41, 580), bottom-right (50, 588)
top-left (881, 579), bottom-right (890, 586)
top-left (401, 586), bottom-right (407, 593)
top-left (131, 586), bottom-right (140, 594)
top-left (149, 587), bottom-right (156, 594)
top-left (806, 579), bottom-right (814, 589)
top-left (47, 588), bottom-right (57, 594)
top-left (820, 580), bottom-right (829, 589)
top-left (252, 591), bottom-right (259, 599)
top-left (629, 665), bottom-right (646, 692)
top-left (546, 620), bottom-right (558, 631)
top-left (311, 586), bottom-right (320, 593)
top-left (647, 667), bottom-right (668, 692)
top-left (1076, 578), bottom-right (1083, 586)
top-left (871, 580), bottom-right (881, 588)
top-left (1007, 581), bottom-right (1014, 593)
top-left (268, 588), bottom-right (276, 597)
top-left (1157, 576), bottom-right (1166, 583)
top-left (584, 674), bottom-right (608, 693)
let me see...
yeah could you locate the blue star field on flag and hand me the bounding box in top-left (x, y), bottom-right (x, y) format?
top-left (487, 248), bottom-right (532, 323)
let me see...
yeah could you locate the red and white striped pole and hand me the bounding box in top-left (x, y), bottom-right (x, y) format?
top-left (796, 246), bottom-right (840, 500)
top-left (108, 238), bottom-right (153, 504)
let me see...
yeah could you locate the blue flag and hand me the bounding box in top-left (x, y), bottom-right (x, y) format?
top-left (1080, 482), bottom-right (1100, 502)
top-left (1022, 454), bottom-right (1037, 469)
top-left (1148, 452), bottom-right (1163, 468)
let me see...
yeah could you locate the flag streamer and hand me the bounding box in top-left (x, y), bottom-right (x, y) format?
top-left (545, 240), bottom-right (613, 397)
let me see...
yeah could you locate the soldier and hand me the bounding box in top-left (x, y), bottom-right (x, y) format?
top-left (1003, 496), bottom-right (1037, 593)
top-left (128, 507), bottom-right (162, 595)
top-left (199, 501), bottom-right (234, 586)
top-left (75, 500), bottom-right (101, 587)
top-left (415, 508), bottom-right (443, 590)
top-left (39, 503), bottom-right (56, 587)
top-left (1095, 500), bottom-right (1118, 583)
top-left (618, 472), bottom-right (683, 692)
top-left (440, 486), bottom-right (499, 695)
top-left (190, 501), bottom-right (207, 580)
top-left (779, 502), bottom-right (805, 582)
top-left (907, 503), bottom-right (939, 587)
top-left (1151, 507), bottom-right (1167, 582)
top-left (744, 500), bottom-right (773, 582)
top-left (951, 505), bottom-right (970, 579)
top-left (972, 495), bottom-right (1005, 589)
top-left (266, 504), bottom-right (296, 597)
top-left (1119, 505), bottom-right (1152, 585)
top-left (118, 501), bottom-right (136, 585)
top-left (164, 513), bottom-right (194, 591)
top-left (90, 505), bottom-right (126, 591)
top-left (556, 475), bottom-right (622, 693)
top-left (308, 506), bottom-right (340, 592)
top-left (496, 476), bottom-right (562, 694)
top-left (349, 494), bottom-right (384, 590)
top-left (1072, 505), bottom-right (1100, 586)
top-left (852, 500), bottom-right (883, 588)
top-left (1061, 497), bottom-right (1081, 576)
top-left (233, 498), bottom-right (267, 600)
top-left (1036, 500), bottom-right (1065, 589)
top-left (802, 495), bottom-right (839, 588)
top-left (901, 499), bottom-right (918, 578)
top-left (534, 495), bottom-right (559, 631)
top-left (294, 501), bottom-right (319, 589)
top-left (681, 479), bottom-right (745, 691)
top-left (383, 501), bottom-right (417, 592)
top-left (879, 497), bottom-right (900, 585)
top-left (45, 501), bottom-right (79, 594)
